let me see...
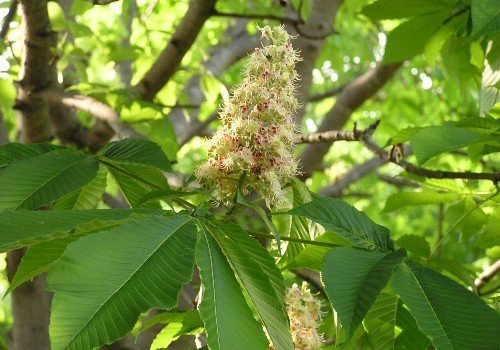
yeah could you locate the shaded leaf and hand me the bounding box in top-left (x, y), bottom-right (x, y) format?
top-left (410, 125), bottom-right (496, 164)
top-left (383, 191), bottom-right (459, 212)
top-left (384, 11), bottom-right (449, 63)
top-left (0, 152), bottom-right (99, 211)
top-left (322, 248), bottom-right (406, 339)
top-left (392, 260), bottom-right (500, 349)
top-left (471, 0), bottom-right (500, 37)
top-left (0, 209), bottom-right (149, 253)
top-left (361, 0), bottom-right (454, 20)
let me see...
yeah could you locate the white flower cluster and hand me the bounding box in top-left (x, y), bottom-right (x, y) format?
top-left (195, 25), bottom-right (300, 206)
top-left (285, 282), bottom-right (324, 350)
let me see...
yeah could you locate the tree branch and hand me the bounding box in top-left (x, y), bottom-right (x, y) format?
top-left (35, 89), bottom-right (141, 139)
top-left (0, 0), bottom-right (17, 41)
top-left (299, 63), bottom-right (402, 178)
top-left (84, 0), bottom-right (119, 5)
top-left (302, 121), bottom-right (500, 183)
top-left (475, 260), bottom-right (500, 296)
top-left (134, 0), bottom-right (217, 101)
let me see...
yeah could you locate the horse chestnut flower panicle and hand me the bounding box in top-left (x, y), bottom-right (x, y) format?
top-left (195, 25), bottom-right (300, 206)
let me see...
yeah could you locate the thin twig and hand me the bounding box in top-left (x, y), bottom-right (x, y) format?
top-left (85, 0), bottom-right (120, 5)
top-left (212, 10), bottom-right (303, 25)
top-left (300, 121), bottom-right (500, 183)
top-left (0, 0), bottom-right (17, 41)
top-left (474, 260), bottom-right (500, 296)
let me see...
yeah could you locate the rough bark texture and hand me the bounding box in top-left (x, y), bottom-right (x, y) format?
top-left (299, 63), bottom-right (402, 178)
top-left (8, 1), bottom-right (54, 349)
top-left (134, 0), bottom-right (217, 101)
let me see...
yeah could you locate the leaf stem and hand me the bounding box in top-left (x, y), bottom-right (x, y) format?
top-left (248, 231), bottom-right (339, 248)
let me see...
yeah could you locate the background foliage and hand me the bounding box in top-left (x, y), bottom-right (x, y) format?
top-left (0, 0), bottom-right (499, 349)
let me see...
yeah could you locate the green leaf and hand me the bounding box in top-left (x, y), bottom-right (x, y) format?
top-left (0, 142), bottom-right (65, 167)
top-left (196, 227), bottom-right (268, 350)
top-left (136, 189), bottom-right (198, 207)
top-left (134, 118), bottom-right (179, 161)
top-left (201, 219), bottom-right (294, 350)
top-left (281, 232), bottom-right (347, 271)
top-left (364, 292), bottom-right (430, 350)
top-left (322, 248), bottom-right (406, 339)
top-left (395, 234), bottom-right (430, 258)
top-left (0, 209), bottom-right (154, 253)
top-left (0, 151), bottom-right (99, 211)
top-left (476, 207), bottom-right (500, 249)
top-left (445, 196), bottom-right (488, 240)
top-left (410, 126), bottom-right (496, 164)
top-left (52, 164), bottom-right (107, 210)
top-left (277, 179), bottom-right (324, 268)
top-left (480, 38), bottom-right (500, 115)
top-left (148, 312), bottom-right (204, 350)
top-left (383, 191), bottom-right (459, 212)
top-left (237, 191), bottom-right (281, 247)
top-left (384, 11), bottom-right (449, 63)
top-left (288, 197), bottom-right (393, 251)
top-left (47, 215), bottom-right (197, 350)
top-left (5, 218), bottom-right (124, 296)
top-left (104, 161), bottom-right (170, 208)
top-left (141, 311), bottom-right (201, 331)
top-left (99, 138), bottom-right (171, 171)
top-left (361, 0), bottom-right (454, 20)
top-left (471, 0), bottom-right (500, 37)
top-left (392, 260), bottom-right (500, 349)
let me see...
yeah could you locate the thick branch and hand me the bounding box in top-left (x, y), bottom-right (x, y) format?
top-left (134, 0), bottom-right (217, 101)
top-left (302, 122), bottom-right (500, 182)
top-left (299, 63), bottom-right (402, 178)
top-left (36, 89), bottom-right (141, 139)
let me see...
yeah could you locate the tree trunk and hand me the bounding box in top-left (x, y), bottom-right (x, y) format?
top-left (7, 1), bottom-right (55, 349)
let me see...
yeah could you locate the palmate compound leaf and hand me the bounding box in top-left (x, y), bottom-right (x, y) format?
top-left (0, 209), bottom-right (153, 253)
top-left (288, 197), bottom-right (393, 251)
top-left (392, 260), bottom-right (500, 349)
top-left (47, 215), bottom-right (197, 350)
top-left (196, 226), bottom-right (269, 350)
top-left (0, 151), bottom-right (99, 211)
top-left (321, 247), bottom-right (406, 340)
top-left (199, 218), bottom-right (294, 350)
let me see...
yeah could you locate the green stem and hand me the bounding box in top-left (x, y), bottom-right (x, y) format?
top-left (249, 231), bottom-right (339, 248)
